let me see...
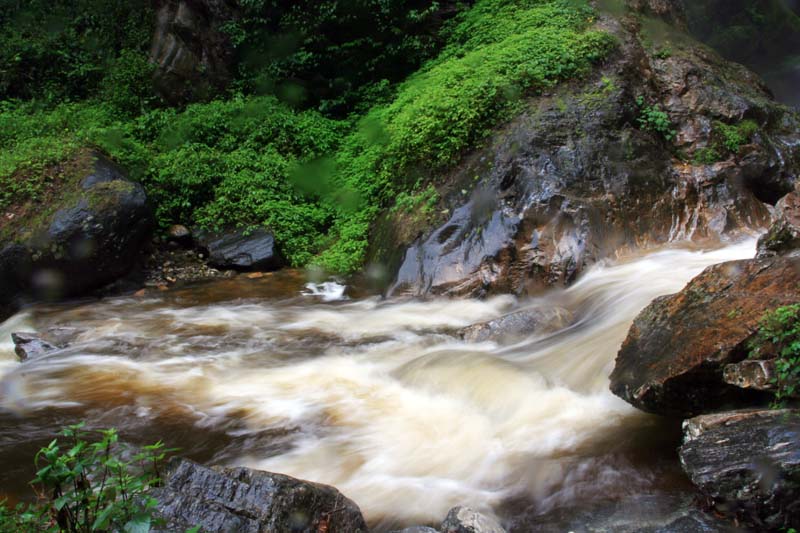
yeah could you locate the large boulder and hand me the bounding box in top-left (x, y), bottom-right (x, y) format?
top-left (196, 227), bottom-right (284, 271)
top-left (679, 409), bottom-right (800, 529)
top-left (151, 458), bottom-right (368, 533)
top-left (381, 10), bottom-right (798, 298)
top-left (0, 151), bottom-right (152, 320)
top-left (149, 0), bottom-right (237, 104)
top-left (609, 255), bottom-right (800, 416)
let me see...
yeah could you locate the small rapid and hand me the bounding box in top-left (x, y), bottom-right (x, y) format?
top-left (0, 240), bottom-right (757, 528)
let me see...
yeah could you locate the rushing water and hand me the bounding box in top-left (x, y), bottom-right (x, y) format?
top-left (0, 240), bottom-right (757, 530)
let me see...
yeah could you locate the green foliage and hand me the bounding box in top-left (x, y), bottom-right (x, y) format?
top-left (316, 0), bottom-right (615, 271)
top-left (717, 119), bottom-right (759, 153)
top-left (636, 96), bottom-right (676, 141)
top-left (225, 0), bottom-right (454, 115)
top-left (749, 304), bottom-right (800, 406)
top-left (0, 423), bottom-right (173, 532)
top-left (693, 147), bottom-right (722, 164)
top-left (1, 0), bottom-right (614, 274)
top-left (0, 0), bottom-right (154, 103)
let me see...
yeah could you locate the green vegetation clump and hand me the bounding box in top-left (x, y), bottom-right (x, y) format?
top-left (1, 0), bottom-right (614, 273)
top-left (692, 119), bottom-right (759, 164)
top-left (749, 304), bottom-right (800, 406)
top-left (0, 423), bottom-right (172, 532)
top-left (636, 96), bottom-right (676, 141)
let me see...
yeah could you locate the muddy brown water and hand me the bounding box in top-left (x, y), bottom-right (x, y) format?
top-left (0, 241), bottom-right (756, 530)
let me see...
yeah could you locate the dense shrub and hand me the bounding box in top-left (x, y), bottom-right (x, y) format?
top-left (749, 304), bottom-right (800, 406)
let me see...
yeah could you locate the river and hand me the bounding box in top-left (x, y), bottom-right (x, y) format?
top-left (0, 239), bottom-right (757, 530)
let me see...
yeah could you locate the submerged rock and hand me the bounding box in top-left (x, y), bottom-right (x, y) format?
top-left (11, 332), bottom-right (58, 361)
top-left (609, 256), bottom-right (800, 416)
top-left (441, 507), bottom-right (506, 533)
top-left (151, 458), bottom-right (368, 533)
top-left (679, 409), bottom-right (800, 529)
top-left (0, 151), bottom-right (152, 320)
top-left (196, 228), bottom-right (284, 271)
top-left (459, 307), bottom-right (572, 344)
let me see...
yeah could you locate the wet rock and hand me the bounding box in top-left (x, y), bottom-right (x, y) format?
top-left (626, 0), bottom-right (687, 28)
top-left (610, 256), bottom-right (800, 416)
top-left (757, 191), bottom-right (800, 258)
top-left (381, 12), bottom-right (797, 298)
top-left (512, 493), bottom-right (733, 533)
top-left (150, 458), bottom-right (368, 533)
top-left (459, 308), bottom-right (572, 344)
top-left (0, 152), bottom-right (152, 319)
top-left (679, 409), bottom-right (800, 529)
top-left (167, 224), bottom-right (193, 247)
top-left (197, 228), bottom-right (284, 271)
top-left (441, 506), bottom-right (506, 533)
top-left (149, 0), bottom-right (237, 104)
top-left (722, 360), bottom-right (776, 392)
top-left (392, 528), bottom-right (440, 533)
top-left (11, 332), bottom-right (57, 361)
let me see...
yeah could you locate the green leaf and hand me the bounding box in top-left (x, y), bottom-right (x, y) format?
top-left (123, 512), bottom-right (151, 533)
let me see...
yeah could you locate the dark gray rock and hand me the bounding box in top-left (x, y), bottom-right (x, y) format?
top-left (392, 528), bottom-right (440, 533)
top-left (459, 307), bottom-right (572, 344)
top-left (150, 458), bottom-right (368, 533)
top-left (722, 360), bottom-right (776, 392)
top-left (757, 191), bottom-right (800, 258)
top-left (11, 332), bottom-right (58, 361)
top-left (679, 409), bottom-right (800, 530)
top-left (197, 228), bottom-right (284, 271)
top-left (510, 493), bottom-right (736, 533)
top-left (149, 0), bottom-right (237, 104)
top-left (440, 506), bottom-right (506, 533)
top-left (0, 152), bottom-right (152, 319)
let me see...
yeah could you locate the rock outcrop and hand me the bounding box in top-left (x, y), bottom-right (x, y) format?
top-left (150, 0), bottom-right (237, 104)
top-left (757, 190), bottom-right (800, 257)
top-left (151, 458), bottom-right (368, 533)
top-left (609, 255), bottom-right (800, 416)
top-left (382, 8), bottom-right (798, 297)
top-left (679, 409), bottom-right (800, 529)
top-left (196, 227), bottom-right (284, 271)
top-left (0, 151), bottom-right (152, 321)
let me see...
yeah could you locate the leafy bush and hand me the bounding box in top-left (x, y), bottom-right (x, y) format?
top-left (0, 423), bottom-right (172, 532)
top-left (717, 119), bottom-right (759, 153)
top-left (749, 304), bottom-right (800, 406)
top-left (636, 96), bottom-right (676, 141)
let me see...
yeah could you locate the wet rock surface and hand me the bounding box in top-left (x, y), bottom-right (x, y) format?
top-left (757, 190), bottom-right (800, 258)
top-left (196, 227), bottom-right (284, 272)
top-left (150, 458), bottom-right (368, 533)
top-left (440, 506), bottom-right (507, 533)
top-left (679, 409), bottom-right (800, 530)
top-left (383, 12), bottom-right (797, 297)
top-left (11, 332), bottom-right (58, 361)
top-left (511, 493), bottom-right (735, 533)
top-left (459, 308), bottom-right (572, 344)
top-left (610, 255), bottom-right (800, 416)
top-left (0, 152), bottom-right (152, 321)
top-left (149, 0), bottom-right (237, 104)
top-left (722, 359), bottom-right (776, 392)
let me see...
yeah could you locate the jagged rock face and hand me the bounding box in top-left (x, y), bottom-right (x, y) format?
top-left (151, 458), bottom-right (368, 533)
top-left (384, 12), bottom-right (797, 298)
top-left (679, 409), bottom-right (800, 529)
top-left (757, 190), bottom-right (800, 257)
top-left (0, 153), bottom-right (152, 320)
top-left (609, 255), bottom-right (800, 416)
top-left (150, 0), bottom-right (237, 104)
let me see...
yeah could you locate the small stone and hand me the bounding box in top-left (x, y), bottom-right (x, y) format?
top-left (158, 284), bottom-right (169, 291)
top-left (11, 332), bottom-right (58, 362)
top-left (247, 272), bottom-right (265, 279)
top-left (134, 289), bottom-right (146, 297)
top-left (441, 506), bottom-right (506, 533)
